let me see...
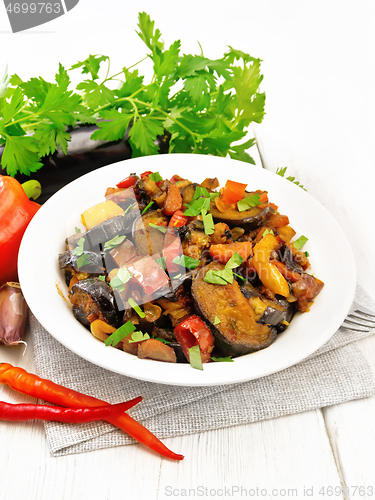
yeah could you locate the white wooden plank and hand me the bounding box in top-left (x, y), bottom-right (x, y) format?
top-left (157, 412), bottom-right (341, 499)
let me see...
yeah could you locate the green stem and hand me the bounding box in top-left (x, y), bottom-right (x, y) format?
top-left (21, 180), bottom-right (42, 201)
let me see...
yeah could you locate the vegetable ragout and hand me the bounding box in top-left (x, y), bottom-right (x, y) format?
top-left (59, 171), bottom-right (324, 370)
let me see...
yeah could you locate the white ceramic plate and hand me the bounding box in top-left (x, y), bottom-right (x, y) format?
top-left (18, 154), bottom-right (356, 386)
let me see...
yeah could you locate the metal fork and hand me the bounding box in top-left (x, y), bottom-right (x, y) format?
top-left (341, 302), bottom-right (375, 333)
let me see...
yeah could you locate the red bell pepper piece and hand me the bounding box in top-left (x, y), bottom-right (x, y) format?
top-left (116, 175), bottom-right (138, 189)
top-left (140, 170), bottom-right (153, 179)
top-left (0, 176), bottom-right (40, 286)
top-left (174, 315), bottom-right (214, 363)
top-left (168, 210), bottom-right (188, 229)
top-left (221, 179), bottom-right (247, 205)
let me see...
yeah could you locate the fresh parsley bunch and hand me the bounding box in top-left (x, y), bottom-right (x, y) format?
top-left (0, 12), bottom-right (265, 177)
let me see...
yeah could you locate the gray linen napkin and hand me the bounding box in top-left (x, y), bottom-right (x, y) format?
top-left (31, 284), bottom-right (375, 457)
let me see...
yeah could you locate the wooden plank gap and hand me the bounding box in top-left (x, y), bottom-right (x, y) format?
top-left (321, 407), bottom-right (348, 499)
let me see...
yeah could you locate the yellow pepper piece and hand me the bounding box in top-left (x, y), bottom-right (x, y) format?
top-left (81, 201), bottom-right (124, 230)
top-left (253, 234), bottom-right (290, 298)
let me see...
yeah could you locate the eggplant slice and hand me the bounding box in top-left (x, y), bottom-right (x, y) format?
top-left (191, 262), bottom-right (276, 357)
top-left (59, 250), bottom-right (105, 274)
top-left (66, 211), bottom-right (139, 250)
top-left (132, 210), bottom-right (169, 256)
top-left (69, 278), bottom-right (121, 329)
top-left (210, 203), bottom-right (274, 231)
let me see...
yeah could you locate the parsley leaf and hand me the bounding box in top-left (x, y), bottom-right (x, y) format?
top-left (211, 356), bottom-right (234, 362)
top-left (103, 235), bottom-right (126, 252)
top-left (276, 167), bottom-right (306, 191)
top-left (105, 321), bottom-right (136, 347)
top-left (172, 255), bottom-right (200, 269)
top-left (237, 194), bottom-right (261, 212)
top-left (293, 235), bottom-right (308, 250)
top-left (1, 12), bottom-right (265, 176)
top-left (204, 252), bottom-right (243, 285)
top-left (128, 298), bottom-right (146, 318)
top-left (129, 331), bottom-right (150, 343)
top-left (188, 344), bottom-right (203, 370)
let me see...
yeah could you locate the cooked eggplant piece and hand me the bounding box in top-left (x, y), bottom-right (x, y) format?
top-left (258, 299), bottom-right (295, 333)
top-left (59, 249), bottom-right (118, 275)
top-left (66, 212), bottom-right (139, 250)
top-left (58, 250), bottom-right (105, 274)
top-left (210, 202), bottom-right (274, 231)
top-left (132, 210), bottom-right (168, 256)
top-left (191, 262), bottom-right (276, 357)
top-left (69, 278), bottom-right (121, 328)
top-left (280, 244), bottom-right (304, 273)
top-left (180, 183), bottom-right (196, 206)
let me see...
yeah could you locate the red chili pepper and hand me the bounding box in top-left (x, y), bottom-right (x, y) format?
top-left (221, 179), bottom-right (247, 205)
top-left (0, 363), bottom-right (184, 460)
top-left (174, 315), bottom-right (214, 363)
top-left (0, 399), bottom-right (141, 423)
top-left (0, 176), bottom-right (40, 285)
top-left (116, 175), bottom-right (138, 189)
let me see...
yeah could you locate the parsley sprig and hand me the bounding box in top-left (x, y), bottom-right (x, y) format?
top-left (0, 12), bottom-right (265, 176)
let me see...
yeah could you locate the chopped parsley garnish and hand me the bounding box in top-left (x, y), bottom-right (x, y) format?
top-left (98, 275), bottom-right (106, 281)
top-left (148, 223), bottom-right (167, 233)
top-left (72, 237), bottom-right (85, 256)
top-left (305, 251), bottom-right (310, 257)
top-left (201, 208), bottom-right (215, 235)
top-left (155, 256), bottom-right (167, 270)
top-left (109, 265), bottom-right (133, 292)
top-left (233, 273), bottom-right (246, 282)
top-left (154, 337), bottom-right (171, 344)
top-left (188, 344), bottom-right (203, 371)
top-left (262, 228), bottom-right (274, 236)
top-left (76, 253), bottom-right (90, 268)
top-left (72, 237), bottom-right (90, 268)
top-left (226, 252), bottom-right (244, 269)
top-left (293, 235), bottom-right (308, 250)
top-left (211, 356), bottom-right (234, 362)
top-left (237, 194), bottom-right (261, 212)
top-left (123, 204), bottom-right (133, 214)
top-left (204, 252), bottom-right (243, 285)
top-left (183, 196), bottom-right (210, 217)
top-left (105, 321), bottom-right (136, 347)
top-left (103, 234), bottom-right (126, 252)
top-left (75, 227), bottom-right (81, 233)
top-left (172, 255), bottom-right (200, 269)
top-left (148, 171), bottom-right (163, 183)
top-left (128, 298), bottom-right (146, 318)
top-left (192, 186), bottom-right (209, 200)
top-left (129, 331), bottom-right (150, 343)
top-left (213, 316), bottom-right (221, 325)
top-left (141, 201), bottom-right (154, 214)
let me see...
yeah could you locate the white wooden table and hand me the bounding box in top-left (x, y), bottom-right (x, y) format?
top-left (1, 1), bottom-right (375, 498)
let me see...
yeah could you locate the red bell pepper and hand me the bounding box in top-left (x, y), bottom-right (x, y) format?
top-left (0, 176), bottom-right (40, 285)
top-left (221, 179), bottom-right (247, 205)
top-left (174, 315), bottom-right (214, 363)
top-left (116, 175), bottom-right (138, 189)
